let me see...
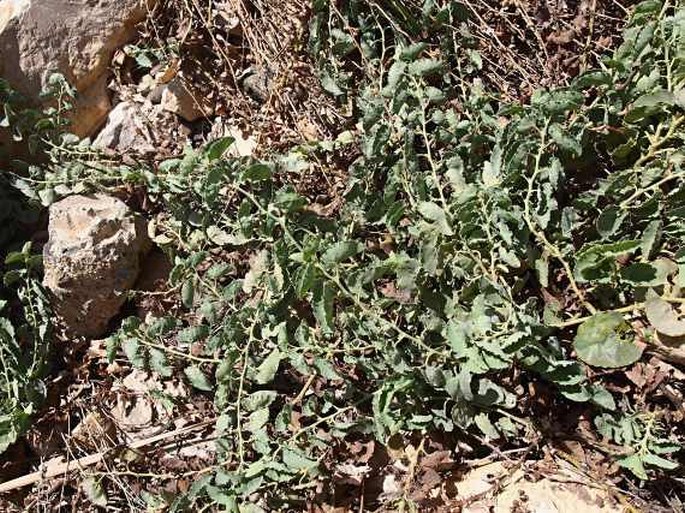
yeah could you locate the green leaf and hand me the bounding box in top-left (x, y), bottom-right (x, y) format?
top-left (645, 294), bottom-right (685, 337)
top-left (147, 316), bottom-right (177, 336)
top-left (282, 448), bottom-right (318, 473)
top-left (532, 89), bottom-right (583, 114)
top-left (407, 58), bottom-right (443, 77)
top-left (38, 187), bottom-right (56, 206)
top-left (239, 504), bottom-right (267, 513)
top-left (320, 73), bottom-right (345, 97)
top-left (296, 264), bottom-right (316, 297)
top-left (575, 240), bottom-right (641, 282)
top-left (274, 190), bottom-right (306, 212)
top-left (549, 123), bottom-right (582, 156)
top-left (467, 49), bottom-right (482, 70)
top-left (330, 28), bottom-right (355, 56)
top-left (206, 226), bottom-right (242, 246)
top-left (481, 145), bottom-right (502, 187)
top-left (204, 137), bottom-right (235, 161)
top-left (3, 270), bottom-right (21, 287)
top-left (321, 241), bottom-right (362, 266)
top-left (642, 453), bottom-right (679, 470)
top-left (4, 251), bottom-right (24, 266)
top-left (641, 220), bottom-right (661, 259)
top-left (123, 338), bottom-right (146, 368)
top-left (81, 477), bottom-right (108, 507)
top-left (314, 357), bottom-right (340, 380)
top-left (246, 407), bottom-right (270, 432)
top-left (572, 70), bottom-right (612, 88)
top-left (632, 0), bottom-right (661, 18)
top-left (177, 325), bottom-right (210, 344)
top-left (385, 61), bottom-right (406, 92)
top-left (418, 202), bottom-right (453, 236)
top-left (620, 260), bottom-right (673, 286)
top-left (313, 282), bottom-right (335, 334)
top-left (400, 42), bottom-right (427, 61)
top-left (425, 86), bottom-right (446, 104)
top-left (243, 250), bottom-right (269, 293)
top-left (255, 348), bottom-right (281, 385)
top-left (184, 366), bottom-right (213, 391)
top-left (149, 349), bottom-right (172, 377)
top-left (474, 413), bottom-right (499, 439)
top-left (243, 163), bottom-right (273, 182)
top-left (181, 279), bottom-right (195, 308)
top-left (591, 386), bottom-right (616, 410)
top-left (243, 391), bottom-right (277, 412)
top-left (205, 485), bottom-right (236, 507)
top-left (596, 206), bottom-right (625, 238)
top-left (573, 312), bottom-right (643, 368)
top-left (627, 90), bottom-right (675, 122)
top-left (619, 454), bottom-right (648, 480)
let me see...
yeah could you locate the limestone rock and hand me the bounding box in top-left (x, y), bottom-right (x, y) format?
top-left (93, 101), bottom-right (155, 154)
top-left (458, 461), bottom-right (621, 513)
top-left (208, 118), bottom-right (257, 157)
top-left (0, 0), bottom-right (157, 136)
top-left (43, 194), bottom-right (150, 338)
top-left (92, 99), bottom-right (184, 155)
top-left (160, 78), bottom-right (213, 122)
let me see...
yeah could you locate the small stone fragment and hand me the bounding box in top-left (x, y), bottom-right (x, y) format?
top-left (458, 461), bottom-right (622, 513)
top-left (93, 102), bottom-right (155, 154)
top-left (208, 118), bottom-right (257, 157)
top-left (71, 411), bottom-right (117, 450)
top-left (242, 68), bottom-right (272, 103)
top-left (160, 78), bottom-right (214, 122)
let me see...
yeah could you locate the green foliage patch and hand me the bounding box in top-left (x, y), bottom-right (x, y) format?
top-left (0, 243), bottom-right (51, 453)
top-left (8, 0), bottom-right (685, 509)
top-left (0, 77), bottom-right (68, 455)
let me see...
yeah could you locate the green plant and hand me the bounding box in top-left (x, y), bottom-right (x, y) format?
top-left (0, 74), bottom-right (74, 155)
top-left (0, 243), bottom-right (52, 453)
top-left (596, 410), bottom-right (680, 479)
top-left (123, 43), bottom-right (173, 70)
top-left (14, 0), bottom-right (685, 509)
top-left (0, 76), bottom-right (71, 455)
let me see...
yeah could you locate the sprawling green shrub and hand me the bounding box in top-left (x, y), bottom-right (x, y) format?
top-left (13, 0), bottom-right (685, 509)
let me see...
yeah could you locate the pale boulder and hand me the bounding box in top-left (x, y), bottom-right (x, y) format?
top-left (0, 0), bottom-right (157, 136)
top-left (458, 461), bottom-right (621, 513)
top-left (43, 194), bottom-right (150, 338)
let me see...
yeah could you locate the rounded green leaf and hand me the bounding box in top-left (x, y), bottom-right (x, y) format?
top-left (573, 312), bottom-right (643, 368)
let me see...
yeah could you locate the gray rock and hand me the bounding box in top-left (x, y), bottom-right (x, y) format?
top-left (43, 194), bottom-right (150, 338)
top-left (93, 101), bottom-right (155, 154)
top-left (0, 0), bottom-right (157, 137)
top-left (148, 84), bottom-right (166, 104)
top-left (160, 77), bottom-right (213, 122)
top-left (242, 69), bottom-right (272, 103)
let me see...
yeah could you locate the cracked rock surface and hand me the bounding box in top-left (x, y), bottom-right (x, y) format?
top-left (43, 194), bottom-right (150, 338)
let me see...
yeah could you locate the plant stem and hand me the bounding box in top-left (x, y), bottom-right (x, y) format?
top-left (551, 295), bottom-right (685, 328)
top-left (139, 336), bottom-right (221, 364)
top-left (523, 120), bottom-right (597, 315)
